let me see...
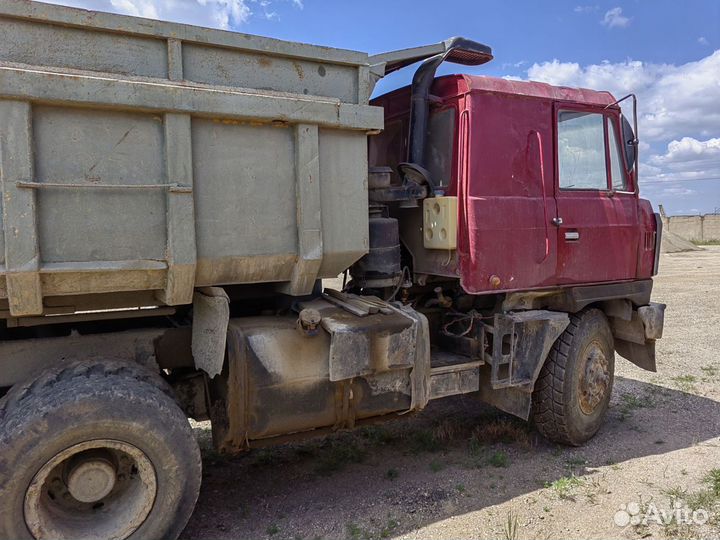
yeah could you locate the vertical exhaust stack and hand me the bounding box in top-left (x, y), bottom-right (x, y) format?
top-left (403, 38), bottom-right (493, 196)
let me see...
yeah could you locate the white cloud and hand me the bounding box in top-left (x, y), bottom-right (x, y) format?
top-left (526, 50), bottom-right (720, 143)
top-left (257, 0), bottom-right (277, 20)
top-left (42, 0), bottom-right (301, 29)
top-left (645, 137), bottom-right (720, 182)
top-left (651, 137), bottom-right (720, 165)
top-left (601, 7), bottom-right (631, 29)
top-left (500, 60), bottom-right (527, 70)
top-left (109, 0), bottom-right (156, 18)
top-left (659, 186), bottom-right (696, 197)
top-left (698, 36), bottom-right (709, 46)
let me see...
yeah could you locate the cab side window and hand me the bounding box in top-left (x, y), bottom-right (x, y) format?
top-left (607, 118), bottom-right (628, 191)
top-left (425, 108), bottom-right (456, 188)
top-left (557, 111), bottom-right (607, 190)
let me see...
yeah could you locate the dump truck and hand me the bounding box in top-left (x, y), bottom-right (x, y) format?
top-left (0, 2), bottom-right (666, 538)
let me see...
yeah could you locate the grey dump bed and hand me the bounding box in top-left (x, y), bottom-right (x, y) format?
top-left (0, 0), bottom-right (382, 318)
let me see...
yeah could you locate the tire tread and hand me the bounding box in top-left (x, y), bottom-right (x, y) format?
top-left (532, 311), bottom-right (584, 445)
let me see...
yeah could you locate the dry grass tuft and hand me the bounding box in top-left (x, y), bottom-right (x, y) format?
top-left (431, 417), bottom-right (464, 444)
top-left (471, 418), bottom-right (533, 449)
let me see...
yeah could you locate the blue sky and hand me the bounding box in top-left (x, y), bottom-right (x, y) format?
top-left (47, 0), bottom-right (720, 215)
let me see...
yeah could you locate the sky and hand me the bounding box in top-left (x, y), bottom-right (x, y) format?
top-left (43, 0), bottom-right (720, 215)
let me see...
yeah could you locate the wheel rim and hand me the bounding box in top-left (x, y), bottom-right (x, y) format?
top-left (24, 439), bottom-right (157, 540)
top-left (578, 340), bottom-right (610, 415)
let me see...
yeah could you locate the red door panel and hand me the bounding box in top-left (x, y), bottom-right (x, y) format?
top-left (555, 191), bottom-right (637, 283)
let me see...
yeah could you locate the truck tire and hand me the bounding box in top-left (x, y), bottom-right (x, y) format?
top-left (0, 359), bottom-right (201, 540)
top-left (532, 308), bottom-right (615, 446)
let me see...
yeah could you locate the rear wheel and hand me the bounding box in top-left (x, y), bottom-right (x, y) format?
top-left (532, 308), bottom-right (615, 446)
top-left (0, 360), bottom-right (201, 540)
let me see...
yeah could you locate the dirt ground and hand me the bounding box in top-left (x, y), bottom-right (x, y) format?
top-left (180, 247), bottom-right (720, 540)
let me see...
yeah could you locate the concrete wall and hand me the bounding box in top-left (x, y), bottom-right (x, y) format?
top-left (703, 215), bottom-right (720, 241)
top-left (661, 214), bottom-right (720, 242)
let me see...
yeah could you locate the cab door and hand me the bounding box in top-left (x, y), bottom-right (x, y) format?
top-left (553, 105), bottom-right (638, 284)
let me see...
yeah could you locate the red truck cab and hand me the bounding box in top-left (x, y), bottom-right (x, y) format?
top-left (370, 75), bottom-right (660, 295)
top-left (365, 68), bottom-right (665, 438)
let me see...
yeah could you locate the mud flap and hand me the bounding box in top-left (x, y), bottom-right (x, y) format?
top-left (192, 287), bottom-right (230, 378)
top-left (610, 302), bottom-right (665, 372)
top-left (615, 339), bottom-right (657, 372)
top-left (477, 310), bottom-right (570, 420)
top-left (401, 306), bottom-right (431, 413)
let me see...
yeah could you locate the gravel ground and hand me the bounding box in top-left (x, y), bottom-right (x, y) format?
top-left (181, 247), bottom-right (720, 540)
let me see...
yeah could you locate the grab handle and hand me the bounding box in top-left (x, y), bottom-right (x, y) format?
top-left (529, 130), bottom-right (550, 263)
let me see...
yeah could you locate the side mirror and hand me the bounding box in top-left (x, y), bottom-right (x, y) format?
top-left (621, 115), bottom-right (637, 172)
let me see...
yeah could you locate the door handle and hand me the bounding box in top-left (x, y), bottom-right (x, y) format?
top-left (552, 217), bottom-right (563, 226)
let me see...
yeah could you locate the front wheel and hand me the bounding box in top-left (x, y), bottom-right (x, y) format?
top-left (0, 360), bottom-right (202, 540)
top-left (532, 308), bottom-right (615, 446)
